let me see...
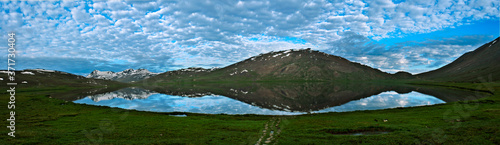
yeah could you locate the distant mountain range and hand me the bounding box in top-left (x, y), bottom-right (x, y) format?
top-left (87, 68), bottom-right (159, 83)
top-left (417, 37), bottom-right (500, 82)
top-left (0, 69), bottom-right (124, 88)
top-left (4, 37), bottom-right (498, 85)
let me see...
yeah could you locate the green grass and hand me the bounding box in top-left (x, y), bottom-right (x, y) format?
top-left (1, 87), bottom-right (269, 144)
top-left (1, 82), bottom-right (499, 144)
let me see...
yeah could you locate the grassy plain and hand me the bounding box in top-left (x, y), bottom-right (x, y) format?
top-left (1, 81), bottom-right (498, 144)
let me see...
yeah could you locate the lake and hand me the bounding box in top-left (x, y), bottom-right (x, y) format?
top-left (70, 83), bottom-right (489, 115)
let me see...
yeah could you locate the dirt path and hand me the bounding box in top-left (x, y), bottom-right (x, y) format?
top-left (255, 117), bottom-right (283, 145)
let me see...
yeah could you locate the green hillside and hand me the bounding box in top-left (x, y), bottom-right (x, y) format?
top-left (418, 37), bottom-right (500, 82)
top-left (141, 49), bottom-right (392, 84)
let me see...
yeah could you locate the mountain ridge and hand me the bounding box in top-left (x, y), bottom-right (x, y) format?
top-left (141, 48), bottom-right (393, 84)
top-left (11, 37), bottom-right (499, 84)
top-left (417, 36), bottom-right (500, 82)
top-left (0, 69), bottom-right (125, 88)
top-left (144, 37), bottom-right (499, 83)
top-left (87, 68), bottom-right (159, 83)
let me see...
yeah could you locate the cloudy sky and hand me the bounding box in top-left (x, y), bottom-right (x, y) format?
top-left (0, 0), bottom-right (499, 76)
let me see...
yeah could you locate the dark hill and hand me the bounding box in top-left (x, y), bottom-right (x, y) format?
top-left (142, 49), bottom-right (391, 84)
top-left (393, 71), bottom-right (414, 79)
top-left (417, 37), bottom-right (500, 82)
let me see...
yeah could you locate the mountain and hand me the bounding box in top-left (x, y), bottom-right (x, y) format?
top-left (417, 37), bottom-right (500, 82)
top-left (87, 68), bottom-right (159, 83)
top-left (393, 71), bottom-right (414, 79)
top-left (0, 69), bottom-right (125, 88)
top-left (142, 48), bottom-right (391, 84)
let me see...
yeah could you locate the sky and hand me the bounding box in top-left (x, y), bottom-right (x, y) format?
top-left (0, 0), bottom-right (499, 76)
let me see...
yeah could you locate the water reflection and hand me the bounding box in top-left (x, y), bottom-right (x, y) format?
top-left (69, 83), bottom-right (490, 115)
top-left (75, 94), bottom-right (303, 115)
top-left (316, 91), bottom-right (445, 113)
top-left (87, 87), bottom-right (157, 102)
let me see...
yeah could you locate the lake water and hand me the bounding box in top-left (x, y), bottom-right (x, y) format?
top-left (71, 83), bottom-right (488, 115)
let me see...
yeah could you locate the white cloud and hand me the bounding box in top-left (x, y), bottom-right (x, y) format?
top-left (70, 5), bottom-right (92, 23)
top-left (0, 0), bottom-right (497, 74)
top-left (107, 0), bottom-right (129, 11)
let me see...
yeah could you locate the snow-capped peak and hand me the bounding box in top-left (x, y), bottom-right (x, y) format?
top-left (87, 70), bottom-right (115, 78)
top-left (87, 68), bottom-right (159, 82)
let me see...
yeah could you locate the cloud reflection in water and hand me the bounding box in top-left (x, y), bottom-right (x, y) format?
top-left (316, 91), bottom-right (445, 113)
top-left (74, 90), bottom-right (445, 115)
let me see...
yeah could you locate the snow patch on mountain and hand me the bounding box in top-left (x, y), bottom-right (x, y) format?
top-left (21, 71), bottom-right (35, 75)
top-left (32, 69), bottom-right (55, 73)
top-left (86, 68), bottom-right (159, 82)
top-left (489, 40), bottom-right (497, 47)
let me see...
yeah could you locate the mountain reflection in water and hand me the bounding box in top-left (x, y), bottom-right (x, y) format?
top-left (71, 83), bottom-right (489, 115)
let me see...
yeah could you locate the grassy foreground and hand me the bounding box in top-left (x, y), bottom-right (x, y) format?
top-left (1, 82), bottom-right (499, 144)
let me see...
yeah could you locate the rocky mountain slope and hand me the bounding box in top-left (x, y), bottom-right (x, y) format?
top-left (143, 49), bottom-right (392, 84)
top-left (417, 37), bottom-right (500, 82)
top-left (87, 68), bottom-right (158, 83)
